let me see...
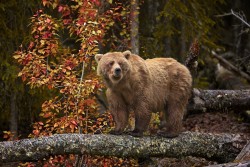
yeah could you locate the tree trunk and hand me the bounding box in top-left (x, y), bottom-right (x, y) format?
top-left (0, 132), bottom-right (245, 163)
top-left (130, 0), bottom-right (139, 55)
top-left (189, 89), bottom-right (250, 113)
top-left (181, 23), bottom-right (187, 61)
top-left (10, 92), bottom-right (18, 139)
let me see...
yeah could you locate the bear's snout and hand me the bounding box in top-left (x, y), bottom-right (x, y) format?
top-left (114, 68), bottom-right (121, 76)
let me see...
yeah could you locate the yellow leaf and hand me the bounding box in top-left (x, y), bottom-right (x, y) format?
top-left (52, 2), bottom-right (57, 9)
top-left (38, 49), bottom-right (45, 54)
top-left (97, 30), bottom-right (101, 34)
top-left (13, 54), bottom-right (21, 59)
top-left (54, 123), bottom-right (59, 128)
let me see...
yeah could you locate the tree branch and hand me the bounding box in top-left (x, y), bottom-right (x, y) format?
top-left (215, 10), bottom-right (250, 28)
top-left (230, 9), bottom-right (250, 28)
top-left (0, 132), bottom-right (244, 163)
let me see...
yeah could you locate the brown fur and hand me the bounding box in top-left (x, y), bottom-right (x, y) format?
top-left (95, 50), bottom-right (192, 138)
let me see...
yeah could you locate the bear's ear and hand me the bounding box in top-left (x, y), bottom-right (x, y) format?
top-left (95, 54), bottom-right (103, 62)
top-left (123, 50), bottom-right (131, 59)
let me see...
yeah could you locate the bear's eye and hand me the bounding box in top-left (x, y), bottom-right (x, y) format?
top-left (109, 61), bottom-right (114, 66)
top-left (118, 62), bottom-right (123, 67)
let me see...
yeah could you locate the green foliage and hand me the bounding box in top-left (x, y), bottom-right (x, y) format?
top-left (0, 0), bottom-right (38, 86)
top-left (140, 0), bottom-right (225, 60)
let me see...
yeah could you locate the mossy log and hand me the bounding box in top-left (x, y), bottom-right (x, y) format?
top-left (0, 132), bottom-right (245, 163)
top-left (189, 89), bottom-right (250, 113)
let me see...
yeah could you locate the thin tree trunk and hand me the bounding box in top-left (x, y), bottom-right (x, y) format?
top-left (10, 92), bottom-right (18, 139)
top-left (181, 23), bottom-right (186, 61)
top-left (130, 0), bottom-right (139, 55)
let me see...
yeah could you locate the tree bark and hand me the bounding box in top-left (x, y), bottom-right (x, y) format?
top-left (0, 132), bottom-right (244, 163)
top-left (130, 0), bottom-right (139, 55)
top-left (10, 92), bottom-right (18, 139)
top-left (188, 89), bottom-right (250, 113)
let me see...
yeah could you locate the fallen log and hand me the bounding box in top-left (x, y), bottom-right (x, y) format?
top-left (0, 132), bottom-right (245, 163)
top-left (188, 89), bottom-right (250, 113)
top-left (207, 160), bottom-right (250, 167)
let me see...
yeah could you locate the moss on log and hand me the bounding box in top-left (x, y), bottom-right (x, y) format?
top-left (0, 132), bottom-right (244, 163)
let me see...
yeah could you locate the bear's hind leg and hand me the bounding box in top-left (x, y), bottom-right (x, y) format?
top-left (158, 101), bottom-right (185, 138)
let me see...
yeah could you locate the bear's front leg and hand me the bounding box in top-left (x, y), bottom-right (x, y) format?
top-left (129, 102), bottom-right (151, 137)
top-left (109, 109), bottom-right (129, 135)
top-left (106, 89), bottom-right (129, 135)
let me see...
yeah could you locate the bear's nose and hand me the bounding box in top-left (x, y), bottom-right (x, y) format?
top-left (114, 68), bottom-right (121, 75)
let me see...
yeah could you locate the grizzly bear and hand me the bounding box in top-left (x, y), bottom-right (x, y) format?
top-left (95, 50), bottom-right (192, 138)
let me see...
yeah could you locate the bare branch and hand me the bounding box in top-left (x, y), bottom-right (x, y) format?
top-left (231, 9), bottom-right (250, 28)
top-left (215, 10), bottom-right (250, 28)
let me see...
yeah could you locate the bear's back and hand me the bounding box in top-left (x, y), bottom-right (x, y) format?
top-left (145, 57), bottom-right (191, 84)
top-left (144, 57), bottom-right (192, 111)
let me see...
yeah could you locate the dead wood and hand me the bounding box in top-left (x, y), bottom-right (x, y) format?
top-left (188, 89), bottom-right (250, 113)
top-left (0, 132), bottom-right (245, 164)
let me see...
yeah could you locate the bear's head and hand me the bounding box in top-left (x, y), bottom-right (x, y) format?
top-left (95, 50), bottom-right (132, 85)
